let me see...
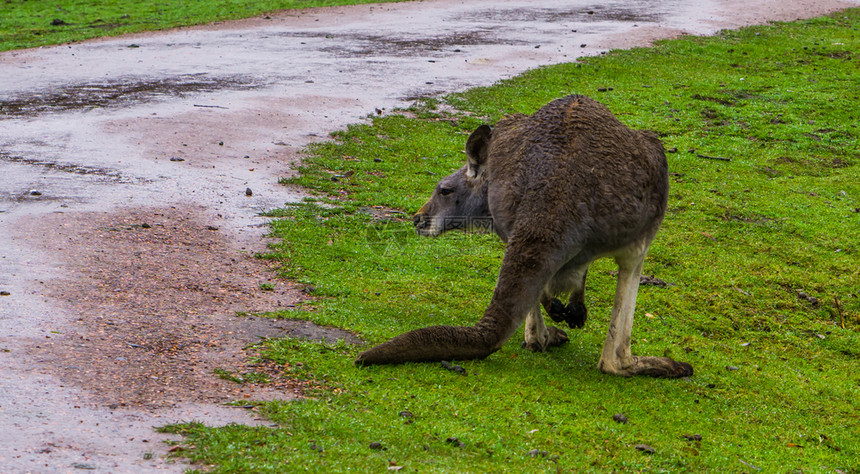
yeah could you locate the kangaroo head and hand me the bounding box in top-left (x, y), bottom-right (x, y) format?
top-left (413, 125), bottom-right (493, 237)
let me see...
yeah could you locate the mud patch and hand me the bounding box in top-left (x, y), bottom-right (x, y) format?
top-left (0, 73), bottom-right (264, 118)
top-left (0, 150), bottom-right (127, 182)
top-left (282, 30), bottom-right (516, 57)
top-left (458, 5), bottom-right (664, 24)
top-left (23, 206), bottom-right (358, 409)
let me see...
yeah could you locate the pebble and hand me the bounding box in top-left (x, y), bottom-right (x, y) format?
top-left (29, 190), bottom-right (42, 196)
top-left (0, 291), bottom-right (10, 296)
top-left (169, 157), bottom-right (184, 162)
top-left (245, 188), bottom-right (253, 196)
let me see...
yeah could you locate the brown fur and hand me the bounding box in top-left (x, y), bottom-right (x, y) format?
top-left (355, 95), bottom-right (692, 378)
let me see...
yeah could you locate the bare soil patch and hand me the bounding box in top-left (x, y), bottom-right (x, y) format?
top-left (24, 206), bottom-right (358, 409)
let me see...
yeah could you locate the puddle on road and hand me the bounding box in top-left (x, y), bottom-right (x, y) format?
top-left (0, 73), bottom-right (265, 118)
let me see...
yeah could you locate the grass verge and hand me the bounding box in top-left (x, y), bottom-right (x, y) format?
top-left (162, 10), bottom-right (860, 472)
top-left (0, 0), bottom-right (408, 52)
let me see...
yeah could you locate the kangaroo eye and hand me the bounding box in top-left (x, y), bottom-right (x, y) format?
top-left (438, 188), bottom-right (455, 196)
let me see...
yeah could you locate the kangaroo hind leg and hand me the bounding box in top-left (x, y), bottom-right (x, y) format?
top-left (596, 242), bottom-right (693, 378)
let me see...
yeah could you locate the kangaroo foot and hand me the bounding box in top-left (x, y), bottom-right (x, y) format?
top-left (547, 299), bottom-right (587, 329)
top-left (598, 356), bottom-right (693, 378)
top-left (522, 326), bottom-right (569, 352)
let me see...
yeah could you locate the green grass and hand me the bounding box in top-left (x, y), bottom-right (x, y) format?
top-left (168, 10), bottom-right (854, 473)
top-left (0, 0), bottom-right (409, 52)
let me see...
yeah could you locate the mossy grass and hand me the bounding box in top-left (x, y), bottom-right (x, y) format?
top-left (171, 10), bottom-right (858, 472)
top-left (0, 0), bottom-right (409, 52)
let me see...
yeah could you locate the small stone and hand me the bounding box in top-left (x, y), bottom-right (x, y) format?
top-left (29, 190), bottom-right (42, 196)
top-left (169, 157), bottom-right (184, 162)
top-left (0, 291), bottom-right (10, 296)
top-left (206, 226), bottom-right (219, 231)
top-left (369, 441), bottom-right (384, 450)
top-left (634, 444), bottom-right (655, 454)
top-left (613, 413), bottom-right (628, 424)
top-left (218, 141), bottom-right (224, 146)
top-left (141, 223), bottom-right (151, 229)
top-left (245, 188), bottom-right (253, 196)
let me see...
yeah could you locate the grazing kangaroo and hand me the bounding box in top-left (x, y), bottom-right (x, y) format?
top-left (355, 95), bottom-right (693, 378)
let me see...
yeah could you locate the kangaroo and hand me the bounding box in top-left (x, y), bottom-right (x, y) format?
top-left (355, 95), bottom-right (693, 378)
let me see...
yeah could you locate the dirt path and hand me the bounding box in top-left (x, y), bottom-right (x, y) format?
top-left (1, 0), bottom-right (856, 471)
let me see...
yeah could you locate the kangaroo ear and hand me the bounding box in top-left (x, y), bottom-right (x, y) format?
top-left (465, 124), bottom-right (492, 179)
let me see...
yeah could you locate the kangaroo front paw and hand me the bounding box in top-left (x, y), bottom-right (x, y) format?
top-left (563, 302), bottom-right (587, 329)
top-left (547, 299), bottom-right (588, 329)
top-left (547, 299), bottom-right (567, 323)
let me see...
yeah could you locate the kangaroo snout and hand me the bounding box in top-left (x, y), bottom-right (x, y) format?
top-left (414, 212), bottom-right (432, 233)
